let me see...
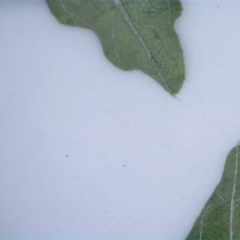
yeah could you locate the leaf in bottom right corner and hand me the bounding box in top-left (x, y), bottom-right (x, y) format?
top-left (186, 143), bottom-right (240, 240)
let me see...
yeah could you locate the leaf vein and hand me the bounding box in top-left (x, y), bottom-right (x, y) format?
top-left (114, 0), bottom-right (171, 92)
top-left (229, 143), bottom-right (239, 240)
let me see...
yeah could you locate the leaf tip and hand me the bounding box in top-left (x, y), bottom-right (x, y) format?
top-left (171, 94), bottom-right (181, 102)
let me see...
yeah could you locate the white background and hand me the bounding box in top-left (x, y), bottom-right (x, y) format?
top-left (1, 0), bottom-right (240, 238)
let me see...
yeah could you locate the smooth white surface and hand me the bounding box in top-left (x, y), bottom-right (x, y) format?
top-left (1, 1), bottom-right (240, 238)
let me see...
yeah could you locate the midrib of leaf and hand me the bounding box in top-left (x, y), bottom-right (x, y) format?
top-left (230, 142), bottom-right (239, 240)
top-left (47, 0), bottom-right (185, 94)
top-left (113, 0), bottom-right (171, 93)
top-left (186, 142), bottom-right (240, 239)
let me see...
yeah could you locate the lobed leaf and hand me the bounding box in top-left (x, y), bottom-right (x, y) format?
top-left (47, 0), bottom-right (185, 94)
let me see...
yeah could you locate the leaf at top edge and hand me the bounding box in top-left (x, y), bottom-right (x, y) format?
top-left (46, 0), bottom-right (185, 94)
top-left (186, 142), bottom-right (240, 240)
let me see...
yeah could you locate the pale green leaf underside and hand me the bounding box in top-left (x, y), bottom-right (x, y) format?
top-left (47, 0), bottom-right (185, 94)
top-left (186, 143), bottom-right (240, 240)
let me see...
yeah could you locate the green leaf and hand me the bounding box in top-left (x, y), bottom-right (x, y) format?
top-left (186, 142), bottom-right (240, 240)
top-left (46, 0), bottom-right (185, 94)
